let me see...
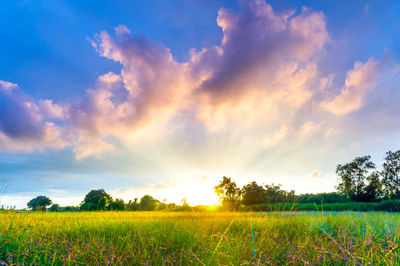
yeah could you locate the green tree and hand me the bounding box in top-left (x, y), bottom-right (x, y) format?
top-left (126, 198), bottom-right (140, 211)
top-left (363, 171), bottom-right (383, 201)
top-left (81, 189), bottom-right (112, 210)
top-left (140, 195), bottom-right (157, 211)
top-left (336, 156), bottom-right (376, 201)
top-left (109, 198), bottom-right (125, 210)
top-left (241, 181), bottom-right (265, 206)
top-left (264, 183), bottom-right (295, 203)
top-left (382, 150), bottom-right (400, 199)
top-left (214, 176), bottom-right (241, 210)
top-left (27, 196), bottom-right (52, 211)
top-left (48, 203), bottom-right (60, 211)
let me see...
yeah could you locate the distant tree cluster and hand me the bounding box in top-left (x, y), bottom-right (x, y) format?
top-left (214, 149), bottom-right (400, 210)
top-left (79, 190), bottom-right (178, 211)
top-left (336, 150), bottom-right (400, 202)
top-left (214, 177), bottom-right (299, 210)
top-left (26, 189), bottom-right (185, 212)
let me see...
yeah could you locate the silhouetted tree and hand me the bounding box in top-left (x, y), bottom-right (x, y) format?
top-left (27, 196), bottom-right (52, 211)
top-left (140, 195), bottom-right (157, 211)
top-left (214, 176), bottom-right (241, 210)
top-left (336, 156), bottom-right (376, 201)
top-left (81, 189), bottom-right (112, 210)
top-left (241, 181), bottom-right (265, 206)
top-left (382, 150), bottom-right (400, 199)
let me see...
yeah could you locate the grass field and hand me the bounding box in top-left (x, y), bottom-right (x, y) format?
top-left (1, 211), bottom-right (400, 265)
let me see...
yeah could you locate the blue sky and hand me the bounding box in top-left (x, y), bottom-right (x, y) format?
top-left (1, 0), bottom-right (400, 208)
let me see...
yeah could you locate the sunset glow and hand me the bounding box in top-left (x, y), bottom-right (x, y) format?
top-left (1, 0), bottom-right (400, 208)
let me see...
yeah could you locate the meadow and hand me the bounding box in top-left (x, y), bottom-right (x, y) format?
top-left (1, 211), bottom-right (400, 265)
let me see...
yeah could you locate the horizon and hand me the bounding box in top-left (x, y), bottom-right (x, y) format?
top-left (1, 0), bottom-right (400, 209)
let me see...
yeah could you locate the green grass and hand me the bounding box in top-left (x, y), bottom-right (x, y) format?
top-left (1, 211), bottom-right (400, 264)
top-left (241, 200), bottom-right (400, 212)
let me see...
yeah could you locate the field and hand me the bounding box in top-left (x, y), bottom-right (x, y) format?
top-left (1, 211), bottom-right (400, 265)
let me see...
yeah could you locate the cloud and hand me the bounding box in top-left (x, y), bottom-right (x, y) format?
top-left (0, 81), bottom-right (69, 151)
top-left (309, 170), bottom-right (321, 180)
top-left (0, 0), bottom-right (397, 163)
top-left (263, 125), bottom-right (290, 149)
top-left (299, 121), bottom-right (318, 137)
top-left (76, 29), bottom-right (190, 139)
top-left (320, 56), bottom-right (387, 115)
top-left (189, 1), bottom-right (328, 129)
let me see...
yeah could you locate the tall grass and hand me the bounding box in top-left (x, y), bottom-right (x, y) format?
top-left (1, 211), bottom-right (400, 264)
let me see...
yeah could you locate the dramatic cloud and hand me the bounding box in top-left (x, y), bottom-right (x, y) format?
top-left (0, 0), bottom-right (398, 163)
top-left (190, 1), bottom-right (328, 128)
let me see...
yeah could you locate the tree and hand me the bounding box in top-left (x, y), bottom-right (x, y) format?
top-left (382, 150), bottom-right (400, 199)
top-left (109, 198), bottom-right (125, 210)
top-left (363, 171), bottom-right (383, 201)
top-left (264, 183), bottom-right (295, 203)
top-left (214, 176), bottom-right (241, 210)
top-left (81, 189), bottom-right (112, 210)
top-left (49, 203), bottom-right (60, 211)
top-left (126, 198), bottom-right (140, 211)
top-left (27, 196), bottom-right (52, 211)
top-left (336, 156), bottom-right (376, 201)
top-left (140, 195), bottom-right (157, 211)
top-left (241, 181), bottom-right (265, 206)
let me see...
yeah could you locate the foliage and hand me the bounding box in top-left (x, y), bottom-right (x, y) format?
top-left (81, 189), bottom-right (112, 210)
top-left (139, 195), bottom-right (157, 211)
top-left (299, 192), bottom-right (350, 203)
top-left (126, 198), bottom-right (140, 211)
top-left (214, 176), bottom-right (241, 210)
top-left (108, 198), bottom-right (125, 210)
top-left (241, 199), bottom-right (400, 212)
top-left (336, 155), bottom-right (378, 201)
top-left (241, 181), bottom-right (265, 206)
top-left (27, 196), bottom-right (52, 211)
top-left (49, 204), bottom-right (60, 212)
top-left (382, 150), bottom-right (400, 199)
top-left (264, 183), bottom-right (296, 203)
top-left (59, 206), bottom-right (80, 212)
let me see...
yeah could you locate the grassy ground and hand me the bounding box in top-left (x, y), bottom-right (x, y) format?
top-left (241, 200), bottom-right (400, 212)
top-left (1, 211), bottom-right (400, 265)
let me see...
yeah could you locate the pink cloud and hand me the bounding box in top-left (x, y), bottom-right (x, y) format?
top-left (321, 56), bottom-right (387, 115)
top-left (1, 0), bottom-right (397, 161)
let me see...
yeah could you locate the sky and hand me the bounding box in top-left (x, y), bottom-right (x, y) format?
top-left (1, 0), bottom-right (400, 208)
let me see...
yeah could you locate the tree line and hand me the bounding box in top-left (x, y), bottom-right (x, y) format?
top-left (26, 189), bottom-right (186, 211)
top-left (214, 149), bottom-right (400, 210)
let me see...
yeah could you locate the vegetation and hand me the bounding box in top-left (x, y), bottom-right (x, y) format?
top-left (214, 176), bottom-right (241, 210)
top-left (1, 211), bottom-right (400, 264)
top-left (27, 196), bottom-right (52, 211)
top-left (241, 200), bottom-right (400, 212)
